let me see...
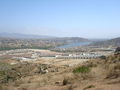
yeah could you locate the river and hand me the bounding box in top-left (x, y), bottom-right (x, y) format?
top-left (56, 42), bottom-right (91, 49)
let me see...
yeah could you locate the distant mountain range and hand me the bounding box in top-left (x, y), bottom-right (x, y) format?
top-left (0, 33), bottom-right (56, 39)
top-left (0, 33), bottom-right (90, 43)
top-left (91, 37), bottom-right (120, 47)
top-left (0, 33), bottom-right (90, 42)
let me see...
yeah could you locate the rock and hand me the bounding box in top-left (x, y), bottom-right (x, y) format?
top-left (55, 81), bottom-right (61, 85)
top-left (114, 47), bottom-right (120, 55)
top-left (34, 64), bottom-right (49, 74)
top-left (63, 79), bottom-right (68, 85)
top-left (41, 69), bottom-right (48, 74)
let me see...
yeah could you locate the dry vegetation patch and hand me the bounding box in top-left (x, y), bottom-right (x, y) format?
top-left (0, 53), bottom-right (120, 90)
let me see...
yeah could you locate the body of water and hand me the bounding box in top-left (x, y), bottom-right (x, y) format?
top-left (57, 42), bottom-right (91, 49)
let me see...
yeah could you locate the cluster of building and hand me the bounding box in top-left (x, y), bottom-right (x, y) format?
top-left (55, 53), bottom-right (103, 59)
top-left (0, 49), bottom-right (58, 61)
top-left (0, 48), bottom-right (114, 61)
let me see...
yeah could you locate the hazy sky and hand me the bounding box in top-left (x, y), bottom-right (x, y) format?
top-left (0, 0), bottom-right (120, 38)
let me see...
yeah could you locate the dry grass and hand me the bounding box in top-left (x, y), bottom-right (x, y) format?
top-left (0, 54), bottom-right (120, 90)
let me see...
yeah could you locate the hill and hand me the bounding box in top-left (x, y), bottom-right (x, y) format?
top-left (0, 49), bottom-right (120, 90)
top-left (91, 37), bottom-right (120, 47)
top-left (0, 37), bottom-right (89, 50)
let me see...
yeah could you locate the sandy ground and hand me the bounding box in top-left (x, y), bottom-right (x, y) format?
top-left (34, 57), bottom-right (88, 66)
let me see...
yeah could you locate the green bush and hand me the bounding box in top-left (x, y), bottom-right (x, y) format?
top-left (73, 66), bottom-right (90, 73)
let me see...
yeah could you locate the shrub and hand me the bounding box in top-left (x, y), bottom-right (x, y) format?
top-left (63, 78), bottom-right (68, 85)
top-left (83, 85), bottom-right (95, 90)
top-left (73, 66), bottom-right (90, 73)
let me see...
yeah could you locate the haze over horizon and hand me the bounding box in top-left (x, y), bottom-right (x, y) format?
top-left (0, 0), bottom-right (120, 39)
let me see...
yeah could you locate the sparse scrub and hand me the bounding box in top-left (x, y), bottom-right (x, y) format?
top-left (106, 63), bottom-right (120, 79)
top-left (0, 52), bottom-right (120, 90)
top-left (0, 85), bottom-right (3, 90)
top-left (13, 79), bottom-right (25, 87)
top-left (83, 85), bottom-right (95, 90)
top-left (73, 66), bottom-right (92, 80)
top-left (73, 66), bottom-right (90, 73)
top-left (63, 78), bottom-right (68, 85)
top-left (68, 85), bottom-right (74, 90)
top-left (104, 54), bottom-right (120, 79)
top-left (85, 60), bottom-right (98, 67)
top-left (0, 62), bottom-right (16, 83)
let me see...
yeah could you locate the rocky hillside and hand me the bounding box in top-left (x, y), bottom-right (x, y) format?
top-left (91, 37), bottom-right (120, 47)
top-left (0, 50), bottom-right (120, 90)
